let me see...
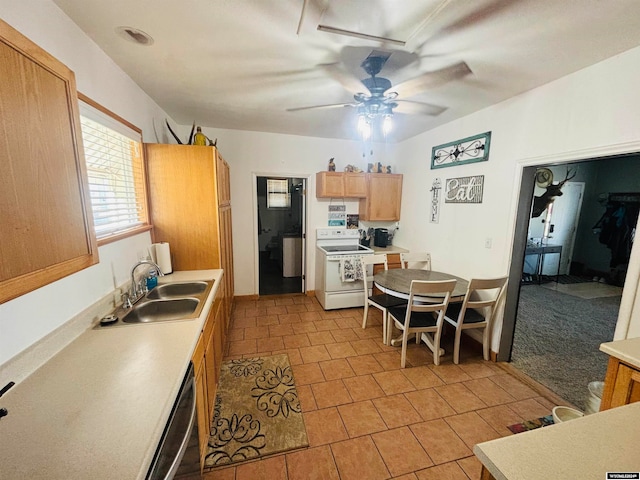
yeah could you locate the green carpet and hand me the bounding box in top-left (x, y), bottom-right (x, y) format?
top-left (203, 354), bottom-right (308, 468)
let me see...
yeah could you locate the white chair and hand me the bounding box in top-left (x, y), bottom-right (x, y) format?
top-left (444, 277), bottom-right (508, 364)
top-left (361, 254), bottom-right (406, 344)
top-left (400, 252), bottom-right (432, 270)
top-left (386, 279), bottom-right (457, 368)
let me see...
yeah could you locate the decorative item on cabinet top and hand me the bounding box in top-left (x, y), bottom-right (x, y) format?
top-left (165, 120), bottom-right (217, 146)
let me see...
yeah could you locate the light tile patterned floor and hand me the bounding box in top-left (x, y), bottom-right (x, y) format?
top-left (203, 294), bottom-right (558, 480)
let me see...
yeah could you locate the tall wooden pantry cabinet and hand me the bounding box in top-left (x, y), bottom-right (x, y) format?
top-left (145, 144), bottom-right (234, 320)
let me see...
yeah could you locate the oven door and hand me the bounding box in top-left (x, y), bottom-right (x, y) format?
top-left (324, 256), bottom-right (366, 293)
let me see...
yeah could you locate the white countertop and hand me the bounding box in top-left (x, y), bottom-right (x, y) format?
top-left (370, 245), bottom-right (408, 254)
top-left (474, 401), bottom-right (640, 480)
top-left (0, 269), bottom-right (222, 480)
top-left (600, 336), bottom-right (640, 369)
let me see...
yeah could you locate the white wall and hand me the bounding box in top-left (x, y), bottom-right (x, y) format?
top-left (394, 45), bottom-right (640, 350)
top-left (0, 1), bottom-right (172, 366)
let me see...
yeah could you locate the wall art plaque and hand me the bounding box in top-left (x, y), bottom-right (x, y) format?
top-left (431, 131), bottom-right (491, 169)
top-left (444, 175), bottom-right (484, 204)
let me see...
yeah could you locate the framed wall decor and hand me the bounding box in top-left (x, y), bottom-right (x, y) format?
top-left (431, 131), bottom-right (491, 169)
top-left (444, 175), bottom-right (484, 204)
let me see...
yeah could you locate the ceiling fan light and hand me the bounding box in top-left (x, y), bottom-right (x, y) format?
top-left (357, 115), bottom-right (371, 140)
top-left (383, 115), bottom-right (393, 136)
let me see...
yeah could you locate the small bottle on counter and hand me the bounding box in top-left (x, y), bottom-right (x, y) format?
top-left (146, 268), bottom-right (158, 290)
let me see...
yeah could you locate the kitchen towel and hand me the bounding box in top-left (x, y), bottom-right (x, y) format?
top-left (150, 242), bottom-right (173, 274)
top-left (339, 256), bottom-right (364, 282)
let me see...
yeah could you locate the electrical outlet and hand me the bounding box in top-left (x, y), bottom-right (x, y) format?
top-left (485, 238), bottom-right (492, 249)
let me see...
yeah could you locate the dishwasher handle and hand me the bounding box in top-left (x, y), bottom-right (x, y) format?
top-left (162, 377), bottom-right (197, 480)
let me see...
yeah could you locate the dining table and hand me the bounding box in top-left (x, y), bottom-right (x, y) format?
top-left (373, 269), bottom-right (469, 354)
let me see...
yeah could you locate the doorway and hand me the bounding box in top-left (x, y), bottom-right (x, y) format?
top-left (256, 176), bottom-right (306, 296)
top-left (501, 155), bottom-right (640, 409)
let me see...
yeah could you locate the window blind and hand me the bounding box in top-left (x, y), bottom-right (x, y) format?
top-left (79, 102), bottom-right (147, 239)
top-left (267, 178), bottom-right (291, 208)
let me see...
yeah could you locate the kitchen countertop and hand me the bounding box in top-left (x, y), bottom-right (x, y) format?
top-left (0, 269), bottom-right (222, 480)
top-left (370, 245), bottom-right (408, 254)
top-left (600, 336), bottom-right (640, 369)
top-left (474, 401), bottom-right (640, 479)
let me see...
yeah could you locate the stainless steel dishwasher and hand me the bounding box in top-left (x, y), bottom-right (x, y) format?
top-left (147, 362), bottom-right (202, 480)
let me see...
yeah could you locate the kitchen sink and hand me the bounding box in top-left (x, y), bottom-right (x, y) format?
top-left (146, 281), bottom-right (210, 299)
top-left (98, 279), bottom-right (214, 327)
top-left (122, 298), bottom-right (200, 323)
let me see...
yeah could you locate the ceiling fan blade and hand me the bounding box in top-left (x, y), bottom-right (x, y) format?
top-left (394, 100), bottom-right (447, 116)
top-left (287, 102), bottom-right (356, 112)
top-left (320, 63), bottom-right (369, 96)
top-left (386, 61), bottom-right (471, 98)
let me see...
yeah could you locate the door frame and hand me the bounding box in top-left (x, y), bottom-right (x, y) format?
top-left (498, 141), bottom-right (640, 361)
top-left (252, 172), bottom-right (310, 296)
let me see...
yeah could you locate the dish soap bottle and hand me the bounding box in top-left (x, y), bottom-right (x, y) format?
top-left (146, 268), bottom-right (158, 290)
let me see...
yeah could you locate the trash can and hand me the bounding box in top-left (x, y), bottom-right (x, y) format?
top-left (584, 381), bottom-right (604, 414)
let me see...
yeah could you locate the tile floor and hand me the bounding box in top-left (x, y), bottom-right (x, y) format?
top-left (203, 294), bottom-right (560, 480)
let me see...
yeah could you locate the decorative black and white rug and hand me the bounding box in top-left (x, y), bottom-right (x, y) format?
top-left (203, 354), bottom-right (308, 468)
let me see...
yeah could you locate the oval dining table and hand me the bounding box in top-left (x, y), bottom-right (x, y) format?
top-left (374, 269), bottom-right (469, 301)
top-left (373, 269), bottom-right (469, 352)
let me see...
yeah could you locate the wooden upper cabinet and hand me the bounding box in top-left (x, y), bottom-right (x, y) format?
top-left (145, 143), bottom-right (234, 317)
top-left (316, 171), bottom-right (367, 198)
top-left (216, 152), bottom-right (231, 206)
top-left (359, 174), bottom-right (403, 221)
top-left (0, 19), bottom-right (98, 304)
top-left (316, 171), bottom-right (344, 198)
top-left (344, 173), bottom-right (367, 197)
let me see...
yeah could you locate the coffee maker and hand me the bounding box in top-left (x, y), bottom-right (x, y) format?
top-left (374, 228), bottom-right (391, 247)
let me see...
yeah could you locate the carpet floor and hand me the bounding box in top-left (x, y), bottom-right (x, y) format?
top-left (204, 354), bottom-right (308, 469)
top-left (511, 284), bottom-right (621, 410)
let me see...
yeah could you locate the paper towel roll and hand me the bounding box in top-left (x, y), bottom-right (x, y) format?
top-left (152, 242), bottom-right (173, 274)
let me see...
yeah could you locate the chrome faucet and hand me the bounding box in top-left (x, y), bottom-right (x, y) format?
top-left (123, 260), bottom-right (165, 308)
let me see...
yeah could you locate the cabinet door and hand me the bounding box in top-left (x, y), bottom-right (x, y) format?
top-left (216, 151), bottom-right (231, 207)
top-left (192, 334), bottom-right (209, 460)
top-left (601, 357), bottom-right (640, 410)
top-left (219, 206), bottom-right (234, 319)
top-left (316, 172), bottom-right (344, 198)
top-left (146, 144), bottom-right (221, 270)
top-left (344, 173), bottom-right (367, 198)
top-left (359, 174), bottom-right (403, 221)
top-left (0, 20), bottom-right (98, 304)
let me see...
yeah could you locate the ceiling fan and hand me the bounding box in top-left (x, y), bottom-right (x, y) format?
top-left (287, 48), bottom-right (472, 137)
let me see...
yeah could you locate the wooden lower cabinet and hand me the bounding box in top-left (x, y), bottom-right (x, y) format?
top-left (191, 287), bottom-right (228, 467)
top-left (600, 356), bottom-right (640, 410)
top-left (372, 253), bottom-right (402, 294)
top-left (192, 336), bottom-right (209, 462)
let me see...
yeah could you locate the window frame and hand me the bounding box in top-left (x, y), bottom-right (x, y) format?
top-left (78, 93), bottom-right (151, 246)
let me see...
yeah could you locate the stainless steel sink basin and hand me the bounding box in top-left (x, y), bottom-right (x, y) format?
top-left (98, 279), bottom-right (214, 328)
top-left (122, 298), bottom-right (200, 323)
top-left (146, 281), bottom-right (210, 299)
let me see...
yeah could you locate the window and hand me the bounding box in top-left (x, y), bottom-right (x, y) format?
top-left (78, 94), bottom-right (150, 244)
top-left (267, 178), bottom-right (291, 209)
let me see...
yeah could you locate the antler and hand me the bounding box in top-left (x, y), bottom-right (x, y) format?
top-left (557, 167), bottom-right (577, 187)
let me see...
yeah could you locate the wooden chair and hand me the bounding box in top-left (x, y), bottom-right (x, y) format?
top-left (387, 279), bottom-right (457, 368)
top-left (400, 252), bottom-right (432, 270)
top-left (361, 254), bottom-right (406, 344)
top-left (444, 276), bottom-right (508, 364)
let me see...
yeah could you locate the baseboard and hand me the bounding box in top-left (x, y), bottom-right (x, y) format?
top-left (233, 294), bottom-right (259, 302)
top-left (306, 290), bottom-right (315, 297)
top-left (496, 362), bottom-right (579, 409)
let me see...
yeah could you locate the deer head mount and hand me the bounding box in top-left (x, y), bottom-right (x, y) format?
top-left (531, 167), bottom-right (577, 217)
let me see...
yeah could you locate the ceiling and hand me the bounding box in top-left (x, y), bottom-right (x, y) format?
top-left (53, 0), bottom-right (640, 142)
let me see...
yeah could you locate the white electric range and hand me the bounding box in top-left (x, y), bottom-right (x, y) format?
top-left (315, 228), bottom-right (374, 310)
